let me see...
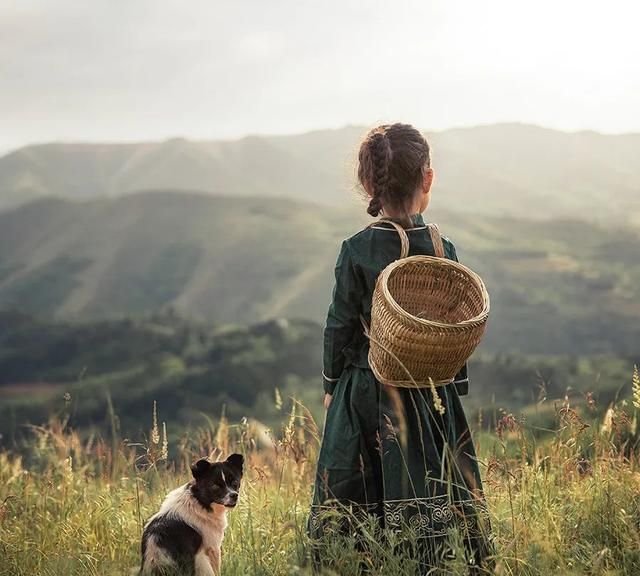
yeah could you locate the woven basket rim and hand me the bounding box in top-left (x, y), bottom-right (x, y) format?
top-left (379, 255), bottom-right (491, 329)
top-left (369, 358), bottom-right (455, 388)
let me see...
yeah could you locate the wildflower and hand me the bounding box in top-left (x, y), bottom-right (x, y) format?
top-left (284, 404), bottom-right (296, 444)
top-left (375, 430), bottom-right (383, 456)
top-left (383, 414), bottom-right (397, 441)
top-left (151, 401), bottom-right (160, 445)
top-left (632, 365), bottom-right (640, 410)
top-left (558, 403), bottom-right (590, 434)
top-left (161, 422), bottom-right (168, 460)
top-left (430, 379), bottom-right (445, 416)
top-left (496, 411), bottom-right (518, 440)
top-left (64, 456), bottom-right (73, 482)
top-left (601, 405), bottom-right (614, 435)
top-left (585, 391), bottom-right (596, 411)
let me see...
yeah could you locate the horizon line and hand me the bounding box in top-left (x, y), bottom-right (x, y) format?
top-left (2, 120), bottom-right (639, 157)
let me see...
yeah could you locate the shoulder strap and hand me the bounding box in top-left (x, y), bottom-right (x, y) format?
top-left (427, 223), bottom-right (445, 258)
top-left (369, 219), bottom-right (444, 259)
top-left (369, 219), bottom-right (409, 259)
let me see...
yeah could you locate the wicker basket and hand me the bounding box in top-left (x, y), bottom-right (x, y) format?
top-left (367, 220), bottom-right (490, 388)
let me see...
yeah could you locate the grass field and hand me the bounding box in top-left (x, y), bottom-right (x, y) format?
top-left (1, 386), bottom-right (640, 576)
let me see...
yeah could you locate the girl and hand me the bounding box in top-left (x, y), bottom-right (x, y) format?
top-left (309, 123), bottom-right (493, 572)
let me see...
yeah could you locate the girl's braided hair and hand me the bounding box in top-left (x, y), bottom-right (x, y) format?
top-left (357, 123), bottom-right (431, 223)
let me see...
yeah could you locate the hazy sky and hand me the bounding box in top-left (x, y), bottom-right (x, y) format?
top-left (1, 0), bottom-right (639, 152)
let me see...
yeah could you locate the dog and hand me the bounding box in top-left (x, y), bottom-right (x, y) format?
top-left (140, 453), bottom-right (244, 575)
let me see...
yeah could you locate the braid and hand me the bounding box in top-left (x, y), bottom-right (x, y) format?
top-left (367, 195), bottom-right (383, 217)
top-left (369, 132), bottom-right (391, 216)
top-left (359, 128), bottom-right (392, 217)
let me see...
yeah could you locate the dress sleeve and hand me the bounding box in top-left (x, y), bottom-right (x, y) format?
top-left (322, 241), bottom-right (362, 395)
top-left (445, 239), bottom-right (470, 396)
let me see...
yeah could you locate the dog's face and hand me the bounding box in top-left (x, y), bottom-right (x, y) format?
top-left (190, 453), bottom-right (244, 510)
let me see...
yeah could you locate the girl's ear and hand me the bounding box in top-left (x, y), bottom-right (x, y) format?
top-left (191, 458), bottom-right (212, 479)
top-left (418, 169), bottom-right (434, 213)
top-left (422, 168), bottom-right (434, 194)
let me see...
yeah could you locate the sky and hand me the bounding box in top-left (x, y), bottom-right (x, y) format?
top-left (1, 0), bottom-right (639, 153)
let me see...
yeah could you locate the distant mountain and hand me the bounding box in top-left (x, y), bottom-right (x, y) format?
top-left (1, 124), bottom-right (639, 223)
top-left (0, 191), bottom-right (355, 324)
top-left (0, 127), bottom-right (364, 212)
top-left (1, 191), bottom-right (639, 356)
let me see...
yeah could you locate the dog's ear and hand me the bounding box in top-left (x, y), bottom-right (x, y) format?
top-left (225, 453), bottom-right (244, 473)
top-left (191, 458), bottom-right (212, 479)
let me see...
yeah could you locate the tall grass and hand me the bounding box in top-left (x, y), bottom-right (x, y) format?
top-left (1, 391), bottom-right (639, 575)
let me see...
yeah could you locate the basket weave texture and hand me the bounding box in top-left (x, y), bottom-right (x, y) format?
top-left (367, 220), bottom-right (490, 388)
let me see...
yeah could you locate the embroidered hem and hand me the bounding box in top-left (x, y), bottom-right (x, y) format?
top-left (309, 496), bottom-right (489, 540)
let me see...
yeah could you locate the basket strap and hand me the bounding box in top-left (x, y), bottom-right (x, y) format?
top-left (371, 218), bottom-right (443, 259)
top-left (427, 223), bottom-right (445, 258)
top-left (371, 218), bottom-right (410, 259)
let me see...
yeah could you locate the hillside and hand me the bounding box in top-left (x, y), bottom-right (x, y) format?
top-left (2, 124), bottom-right (640, 223)
top-left (0, 311), bottom-right (323, 444)
top-left (1, 191), bottom-right (640, 357)
top-left (0, 310), bottom-right (632, 445)
top-left (0, 192), bottom-right (355, 324)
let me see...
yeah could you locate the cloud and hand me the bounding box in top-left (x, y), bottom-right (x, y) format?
top-left (0, 0), bottom-right (639, 152)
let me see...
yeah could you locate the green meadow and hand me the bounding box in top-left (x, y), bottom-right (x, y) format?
top-left (2, 377), bottom-right (640, 575)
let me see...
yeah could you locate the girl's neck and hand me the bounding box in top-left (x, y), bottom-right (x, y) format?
top-left (381, 194), bottom-right (426, 221)
top-left (382, 207), bottom-right (423, 222)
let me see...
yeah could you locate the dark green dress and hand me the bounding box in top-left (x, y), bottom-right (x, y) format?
top-left (309, 214), bottom-right (492, 570)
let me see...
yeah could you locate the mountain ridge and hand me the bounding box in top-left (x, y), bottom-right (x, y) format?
top-left (2, 123), bottom-right (639, 224)
top-left (6, 122), bottom-right (640, 156)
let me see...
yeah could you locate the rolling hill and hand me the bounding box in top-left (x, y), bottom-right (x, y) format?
top-left (0, 311), bottom-right (324, 443)
top-left (0, 191), bottom-right (354, 323)
top-left (0, 310), bottom-right (632, 445)
top-left (1, 124), bottom-right (639, 224)
top-left (1, 191), bottom-right (639, 357)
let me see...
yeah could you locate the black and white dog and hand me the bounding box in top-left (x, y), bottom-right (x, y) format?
top-left (140, 454), bottom-right (244, 575)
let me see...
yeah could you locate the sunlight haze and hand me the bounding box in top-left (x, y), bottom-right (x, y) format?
top-left (1, 0), bottom-right (639, 152)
